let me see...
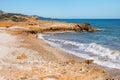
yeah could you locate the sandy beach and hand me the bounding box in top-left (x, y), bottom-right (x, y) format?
top-left (0, 0), bottom-right (120, 79)
top-left (0, 11), bottom-right (119, 80)
top-left (0, 26), bottom-right (119, 80)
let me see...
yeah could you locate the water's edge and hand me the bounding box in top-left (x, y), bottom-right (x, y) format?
top-left (38, 34), bottom-right (120, 69)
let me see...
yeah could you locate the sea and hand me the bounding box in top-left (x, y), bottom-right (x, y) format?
top-left (39, 19), bottom-right (120, 69)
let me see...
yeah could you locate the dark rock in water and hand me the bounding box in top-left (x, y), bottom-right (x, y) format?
top-left (73, 24), bottom-right (99, 32)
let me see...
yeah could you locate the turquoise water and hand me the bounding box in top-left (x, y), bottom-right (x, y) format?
top-left (39, 19), bottom-right (120, 69)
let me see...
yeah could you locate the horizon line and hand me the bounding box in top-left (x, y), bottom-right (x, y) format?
top-left (1, 10), bottom-right (120, 19)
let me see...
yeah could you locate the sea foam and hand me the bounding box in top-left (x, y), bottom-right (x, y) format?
top-left (39, 34), bottom-right (120, 69)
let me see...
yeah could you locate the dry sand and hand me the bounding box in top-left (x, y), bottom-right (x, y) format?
top-left (0, 27), bottom-right (119, 80)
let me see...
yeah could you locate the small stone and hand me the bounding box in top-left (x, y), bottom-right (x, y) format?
top-left (84, 60), bottom-right (94, 64)
top-left (16, 53), bottom-right (27, 60)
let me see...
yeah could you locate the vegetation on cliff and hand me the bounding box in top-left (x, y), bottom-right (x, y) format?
top-left (0, 13), bottom-right (28, 22)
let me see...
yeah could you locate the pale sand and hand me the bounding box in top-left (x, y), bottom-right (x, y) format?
top-left (0, 28), bottom-right (119, 80)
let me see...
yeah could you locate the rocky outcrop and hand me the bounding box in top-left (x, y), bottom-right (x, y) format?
top-left (0, 11), bottom-right (100, 33)
top-left (73, 24), bottom-right (99, 32)
top-left (0, 21), bottom-right (99, 34)
top-left (36, 23), bottom-right (100, 33)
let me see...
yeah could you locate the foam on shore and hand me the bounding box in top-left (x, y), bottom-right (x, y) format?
top-left (38, 34), bottom-right (120, 69)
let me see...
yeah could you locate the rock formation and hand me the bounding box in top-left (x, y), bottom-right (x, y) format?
top-left (0, 11), bottom-right (100, 33)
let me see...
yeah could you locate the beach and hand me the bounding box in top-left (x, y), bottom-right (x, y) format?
top-left (0, 0), bottom-right (120, 79)
top-left (0, 25), bottom-right (119, 80)
top-left (0, 13), bottom-right (120, 80)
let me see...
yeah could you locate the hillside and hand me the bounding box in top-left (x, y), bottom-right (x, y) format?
top-left (0, 11), bottom-right (38, 22)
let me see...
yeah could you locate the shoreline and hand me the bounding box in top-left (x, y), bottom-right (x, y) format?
top-left (0, 28), bottom-right (116, 80)
top-left (0, 25), bottom-right (119, 79)
top-left (40, 32), bottom-right (120, 68)
top-left (0, 11), bottom-right (119, 80)
top-left (0, 20), bottom-right (119, 79)
top-left (40, 32), bottom-right (120, 79)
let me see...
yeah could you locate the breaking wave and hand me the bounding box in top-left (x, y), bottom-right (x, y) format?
top-left (39, 35), bottom-right (120, 69)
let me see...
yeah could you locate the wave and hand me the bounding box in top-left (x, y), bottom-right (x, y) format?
top-left (38, 34), bottom-right (120, 69)
top-left (97, 28), bottom-right (106, 31)
top-left (38, 34), bottom-right (45, 40)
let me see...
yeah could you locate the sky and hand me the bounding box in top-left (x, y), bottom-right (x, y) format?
top-left (0, 0), bottom-right (120, 19)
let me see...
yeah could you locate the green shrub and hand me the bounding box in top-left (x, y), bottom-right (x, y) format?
top-left (11, 16), bottom-right (27, 22)
top-left (0, 14), bottom-right (27, 22)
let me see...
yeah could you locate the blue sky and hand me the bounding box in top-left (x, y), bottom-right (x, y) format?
top-left (0, 0), bottom-right (120, 19)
